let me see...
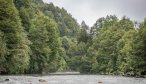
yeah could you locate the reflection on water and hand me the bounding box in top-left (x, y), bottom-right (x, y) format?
top-left (0, 75), bottom-right (146, 84)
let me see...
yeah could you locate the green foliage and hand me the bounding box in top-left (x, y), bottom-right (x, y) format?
top-left (58, 57), bottom-right (69, 71)
top-left (14, 0), bottom-right (34, 31)
top-left (117, 30), bottom-right (145, 74)
top-left (83, 15), bottom-right (119, 74)
top-left (0, 31), bottom-right (7, 72)
top-left (28, 12), bottom-right (59, 73)
top-left (0, 0), bottom-right (30, 74)
top-left (0, 0), bottom-right (146, 76)
top-left (39, 3), bottom-right (80, 37)
top-left (77, 21), bottom-right (90, 44)
top-left (81, 15), bottom-right (146, 76)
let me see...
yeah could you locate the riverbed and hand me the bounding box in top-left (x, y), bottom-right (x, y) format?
top-left (0, 75), bottom-right (146, 84)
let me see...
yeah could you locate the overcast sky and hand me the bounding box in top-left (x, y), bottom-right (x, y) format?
top-left (43, 0), bottom-right (146, 26)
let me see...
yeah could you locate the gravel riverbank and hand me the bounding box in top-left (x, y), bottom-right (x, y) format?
top-left (0, 75), bottom-right (146, 84)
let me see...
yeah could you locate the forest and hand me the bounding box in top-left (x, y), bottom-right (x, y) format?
top-left (0, 0), bottom-right (146, 77)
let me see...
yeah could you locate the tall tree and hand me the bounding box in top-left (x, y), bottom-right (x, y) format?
top-left (0, 0), bottom-right (30, 74)
top-left (0, 31), bottom-right (7, 73)
top-left (14, 0), bottom-right (34, 31)
top-left (78, 21), bottom-right (90, 43)
top-left (117, 29), bottom-right (146, 75)
top-left (28, 12), bottom-right (59, 73)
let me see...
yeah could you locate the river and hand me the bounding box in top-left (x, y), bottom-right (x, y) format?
top-left (0, 75), bottom-right (146, 84)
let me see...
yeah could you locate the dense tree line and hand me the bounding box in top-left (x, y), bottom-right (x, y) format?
top-left (0, 0), bottom-right (146, 77)
top-left (0, 0), bottom-right (79, 74)
top-left (79, 16), bottom-right (146, 77)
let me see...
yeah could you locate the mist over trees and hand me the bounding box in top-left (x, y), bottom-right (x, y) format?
top-left (0, 0), bottom-right (146, 77)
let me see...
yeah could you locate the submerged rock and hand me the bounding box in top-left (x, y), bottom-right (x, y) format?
top-left (39, 79), bottom-right (48, 82)
top-left (98, 81), bottom-right (103, 83)
top-left (4, 79), bottom-right (9, 81)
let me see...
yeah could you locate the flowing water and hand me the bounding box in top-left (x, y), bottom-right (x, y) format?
top-left (0, 75), bottom-right (146, 84)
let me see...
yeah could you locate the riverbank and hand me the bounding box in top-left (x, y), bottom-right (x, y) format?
top-left (49, 72), bottom-right (80, 75)
top-left (0, 75), bottom-right (146, 84)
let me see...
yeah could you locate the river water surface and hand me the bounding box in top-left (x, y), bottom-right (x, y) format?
top-left (0, 75), bottom-right (146, 84)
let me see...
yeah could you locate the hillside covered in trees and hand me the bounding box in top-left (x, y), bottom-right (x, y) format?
top-left (0, 0), bottom-right (146, 77)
